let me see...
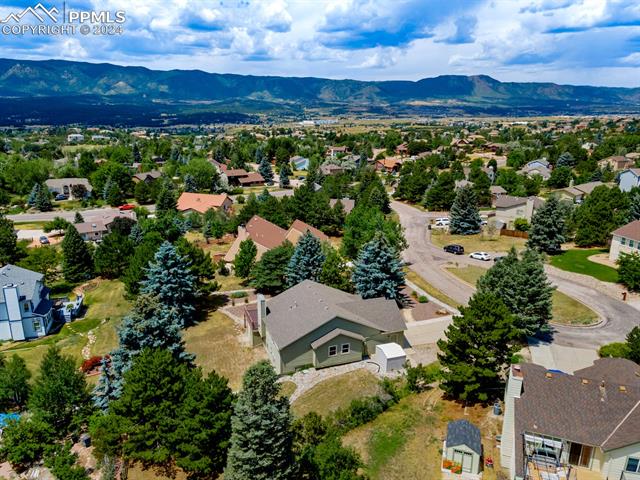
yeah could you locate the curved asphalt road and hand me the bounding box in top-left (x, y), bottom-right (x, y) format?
top-left (392, 200), bottom-right (640, 349)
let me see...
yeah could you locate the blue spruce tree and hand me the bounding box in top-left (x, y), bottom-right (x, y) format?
top-left (449, 185), bottom-right (482, 235)
top-left (27, 183), bottom-right (40, 207)
top-left (141, 241), bottom-right (197, 327)
top-left (352, 234), bottom-right (405, 301)
top-left (184, 173), bottom-right (198, 192)
top-left (259, 156), bottom-right (274, 184)
top-left (286, 231), bottom-right (326, 287)
top-left (93, 294), bottom-right (192, 408)
top-left (128, 223), bottom-right (144, 244)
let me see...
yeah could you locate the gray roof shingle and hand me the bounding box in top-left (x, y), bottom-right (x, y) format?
top-left (0, 264), bottom-right (44, 303)
top-left (447, 419), bottom-right (482, 455)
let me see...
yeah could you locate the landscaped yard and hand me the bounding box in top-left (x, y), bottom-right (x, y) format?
top-left (549, 249), bottom-right (618, 283)
top-left (446, 265), bottom-right (598, 326)
top-left (431, 231), bottom-right (526, 252)
top-left (291, 369), bottom-right (383, 418)
top-left (342, 389), bottom-right (500, 480)
top-left (183, 310), bottom-right (267, 391)
top-left (0, 279), bottom-right (130, 374)
top-left (404, 270), bottom-right (460, 308)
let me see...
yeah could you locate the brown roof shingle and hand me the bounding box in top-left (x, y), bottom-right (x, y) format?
top-left (612, 220), bottom-right (640, 242)
top-left (245, 215), bottom-right (287, 249)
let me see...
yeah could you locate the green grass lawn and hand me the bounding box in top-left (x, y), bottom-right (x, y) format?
top-left (0, 279), bottom-right (130, 374)
top-left (446, 265), bottom-right (598, 326)
top-left (549, 249), bottom-right (618, 283)
top-left (404, 270), bottom-right (460, 308)
top-left (431, 230), bottom-right (526, 252)
top-left (291, 369), bottom-right (383, 418)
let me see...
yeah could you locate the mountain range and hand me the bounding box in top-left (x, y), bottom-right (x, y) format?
top-left (1, 58), bottom-right (639, 126)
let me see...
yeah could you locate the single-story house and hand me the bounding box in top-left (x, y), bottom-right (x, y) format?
top-left (0, 264), bottom-right (54, 341)
top-left (329, 198), bottom-right (355, 214)
top-left (45, 178), bottom-right (92, 199)
top-left (67, 133), bottom-right (84, 143)
top-left (519, 159), bottom-right (551, 180)
top-left (396, 143), bottom-right (408, 156)
top-left (609, 219), bottom-right (640, 262)
top-left (328, 146), bottom-right (348, 159)
top-left (75, 211), bottom-right (137, 242)
top-left (255, 280), bottom-right (406, 374)
top-left (599, 155), bottom-right (634, 171)
top-left (224, 215), bottom-right (328, 264)
top-left (177, 192), bottom-right (233, 214)
top-left (455, 179), bottom-right (474, 190)
top-left (501, 359), bottom-right (640, 480)
top-left (132, 170), bottom-right (162, 183)
top-left (375, 158), bottom-right (403, 173)
top-left (495, 195), bottom-right (545, 227)
top-left (557, 181), bottom-right (604, 203)
top-left (444, 420), bottom-right (482, 475)
top-left (618, 168), bottom-right (640, 192)
top-left (238, 172), bottom-right (265, 186)
top-left (220, 167), bottom-right (250, 186)
top-left (291, 156), bottom-right (310, 171)
top-left (320, 164), bottom-right (345, 176)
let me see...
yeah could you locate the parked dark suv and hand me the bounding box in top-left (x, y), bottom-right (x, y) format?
top-left (444, 244), bottom-right (464, 255)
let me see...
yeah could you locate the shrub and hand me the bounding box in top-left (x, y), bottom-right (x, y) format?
top-left (618, 252), bottom-right (640, 291)
top-left (406, 362), bottom-right (440, 393)
top-left (418, 295), bottom-right (428, 303)
top-left (80, 356), bottom-right (103, 373)
top-left (230, 291), bottom-right (248, 299)
top-left (514, 218), bottom-right (530, 232)
top-left (599, 342), bottom-right (630, 359)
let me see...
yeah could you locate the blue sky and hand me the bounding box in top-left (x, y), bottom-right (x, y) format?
top-left (0, 0), bottom-right (639, 86)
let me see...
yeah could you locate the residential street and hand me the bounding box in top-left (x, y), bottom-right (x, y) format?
top-left (8, 204), bottom-right (156, 223)
top-left (392, 200), bottom-right (640, 351)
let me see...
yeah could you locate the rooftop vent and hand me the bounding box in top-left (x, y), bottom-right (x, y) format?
top-left (545, 372), bottom-right (553, 379)
top-left (582, 379), bottom-right (590, 385)
top-left (619, 385), bottom-right (627, 393)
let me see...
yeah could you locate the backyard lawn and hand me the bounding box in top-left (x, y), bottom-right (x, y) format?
top-left (0, 279), bottom-right (130, 373)
top-left (431, 231), bottom-right (526, 252)
top-left (291, 369), bottom-right (383, 418)
top-left (342, 389), bottom-right (500, 480)
top-left (446, 265), bottom-right (598, 326)
top-left (183, 310), bottom-right (267, 391)
top-left (549, 249), bottom-right (618, 283)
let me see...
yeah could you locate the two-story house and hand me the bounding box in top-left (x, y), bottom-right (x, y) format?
top-left (0, 265), bottom-right (54, 341)
top-left (609, 220), bottom-right (640, 262)
top-left (495, 196), bottom-right (545, 228)
top-left (618, 169), bottom-right (640, 193)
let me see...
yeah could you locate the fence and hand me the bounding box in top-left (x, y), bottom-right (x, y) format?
top-left (500, 229), bottom-right (529, 239)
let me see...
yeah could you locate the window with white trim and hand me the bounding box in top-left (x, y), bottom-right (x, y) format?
top-left (341, 343), bottom-right (350, 354)
top-left (23, 303), bottom-right (29, 312)
top-left (631, 240), bottom-right (636, 248)
top-left (626, 457), bottom-right (640, 473)
top-left (328, 345), bottom-right (337, 357)
top-left (622, 237), bottom-right (627, 245)
top-left (32, 319), bottom-right (41, 333)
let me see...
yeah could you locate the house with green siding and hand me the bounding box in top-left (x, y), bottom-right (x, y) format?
top-left (255, 280), bottom-right (406, 374)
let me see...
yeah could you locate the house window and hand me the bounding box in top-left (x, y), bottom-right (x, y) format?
top-left (622, 237), bottom-right (627, 245)
top-left (626, 458), bottom-right (640, 473)
top-left (32, 319), bottom-right (41, 333)
top-left (23, 303), bottom-right (29, 312)
top-left (328, 345), bottom-right (337, 357)
top-left (341, 343), bottom-right (350, 354)
top-left (631, 240), bottom-right (636, 248)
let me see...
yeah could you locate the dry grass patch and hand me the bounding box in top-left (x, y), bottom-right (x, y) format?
top-left (291, 369), bottom-right (382, 418)
top-left (278, 380), bottom-right (297, 398)
top-left (184, 311), bottom-right (267, 391)
top-left (405, 270), bottom-right (459, 308)
top-left (431, 231), bottom-right (526, 252)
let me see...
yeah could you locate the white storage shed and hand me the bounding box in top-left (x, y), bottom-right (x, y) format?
top-left (374, 342), bottom-right (406, 373)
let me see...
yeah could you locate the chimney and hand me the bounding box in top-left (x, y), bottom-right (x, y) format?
top-left (599, 380), bottom-right (607, 402)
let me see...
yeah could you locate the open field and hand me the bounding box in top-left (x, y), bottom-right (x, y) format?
top-left (342, 389), bottom-right (500, 480)
top-left (0, 280), bottom-right (130, 373)
top-left (405, 270), bottom-right (460, 308)
top-left (549, 249), bottom-right (618, 283)
top-left (183, 310), bottom-right (267, 391)
top-left (446, 266), bottom-right (598, 326)
top-left (431, 231), bottom-right (526, 252)
top-left (291, 369), bottom-right (383, 418)
top-left (61, 144), bottom-right (103, 154)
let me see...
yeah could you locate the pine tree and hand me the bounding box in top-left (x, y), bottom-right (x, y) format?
top-left (251, 242), bottom-right (295, 294)
top-left (141, 241), bottom-right (197, 327)
top-left (34, 183), bottom-right (52, 212)
top-left (94, 295), bottom-right (191, 407)
top-left (477, 247), bottom-right (554, 336)
top-left (184, 173), bottom-right (198, 192)
top-left (27, 183), bottom-right (40, 207)
top-left (128, 223), bottom-right (144, 244)
top-left (259, 156), bottom-right (274, 184)
top-left (280, 163), bottom-right (291, 188)
top-left (626, 326), bottom-right (640, 364)
top-left (319, 246), bottom-right (353, 292)
top-left (102, 177), bottom-right (114, 201)
top-left (527, 196), bottom-right (566, 253)
top-left (225, 361), bottom-right (294, 480)
top-left (61, 225), bottom-right (93, 283)
top-left (105, 182), bottom-right (124, 207)
top-left (156, 181), bottom-right (177, 216)
top-left (352, 234), bottom-right (405, 301)
top-left (629, 188), bottom-right (640, 221)
top-left (437, 292), bottom-right (519, 403)
top-left (132, 143), bottom-right (142, 164)
top-left (0, 354), bottom-right (31, 408)
top-left (234, 239), bottom-right (257, 279)
top-left (74, 211), bottom-right (84, 224)
top-left (94, 232), bottom-right (135, 279)
top-left (122, 233), bottom-right (163, 295)
top-left (29, 346), bottom-right (92, 434)
top-left (286, 231), bottom-right (326, 287)
top-left (557, 151), bottom-right (575, 167)
top-left (449, 185), bottom-right (481, 235)
top-left (0, 213), bottom-right (20, 266)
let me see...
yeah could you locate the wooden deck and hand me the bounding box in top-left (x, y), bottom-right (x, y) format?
top-left (526, 462), bottom-right (603, 480)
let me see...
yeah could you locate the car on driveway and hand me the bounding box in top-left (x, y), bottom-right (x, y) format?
top-left (434, 217), bottom-right (450, 228)
top-left (118, 204), bottom-right (136, 211)
top-left (39, 236), bottom-right (50, 245)
top-left (54, 194), bottom-right (68, 201)
top-left (444, 244), bottom-right (464, 255)
top-left (469, 251), bottom-right (491, 261)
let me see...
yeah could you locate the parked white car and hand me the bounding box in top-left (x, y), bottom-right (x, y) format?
top-left (469, 251), bottom-right (491, 261)
top-left (434, 217), bottom-right (450, 227)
